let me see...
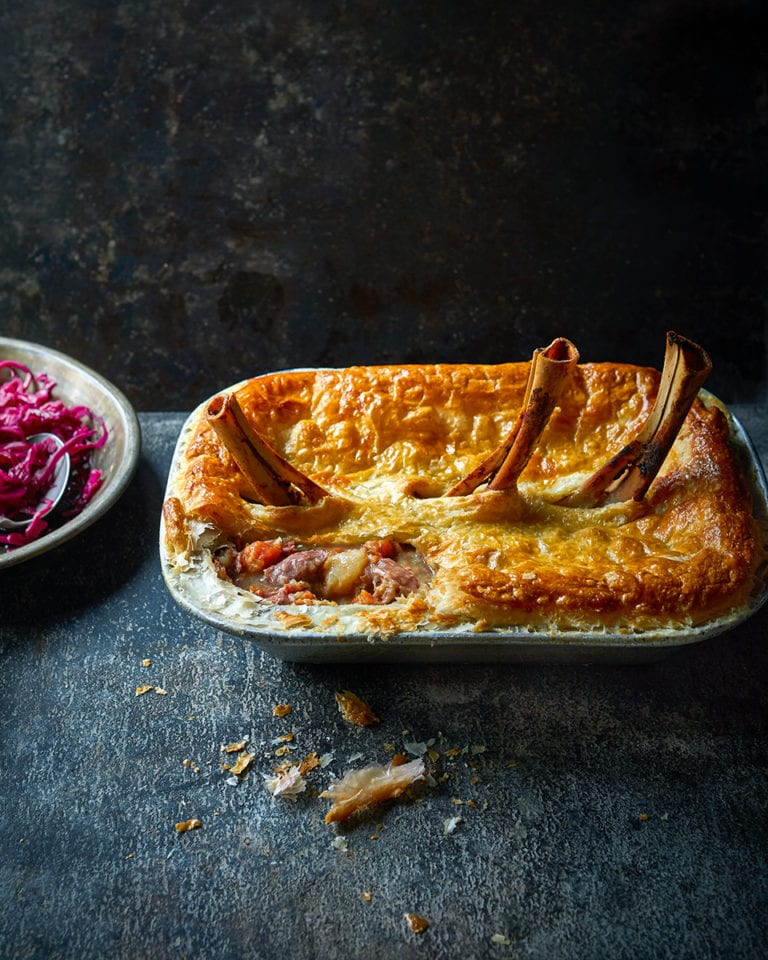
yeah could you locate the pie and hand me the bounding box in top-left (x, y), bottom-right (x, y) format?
top-left (161, 334), bottom-right (764, 640)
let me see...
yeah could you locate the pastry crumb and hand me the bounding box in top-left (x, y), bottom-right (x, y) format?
top-left (230, 752), bottom-right (255, 776)
top-left (299, 752), bottom-right (320, 775)
top-left (264, 764), bottom-right (306, 799)
top-left (443, 815), bottom-right (462, 835)
top-left (175, 818), bottom-right (202, 833)
top-left (135, 685), bottom-right (153, 696)
top-left (273, 703), bottom-right (292, 718)
top-left (335, 690), bottom-right (380, 727)
top-left (320, 758), bottom-right (426, 824)
top-left (404, 913), bottom-right (429, 935)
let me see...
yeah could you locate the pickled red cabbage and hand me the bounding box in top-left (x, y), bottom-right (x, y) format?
top-left (0, 360), bottom-right (108, 548)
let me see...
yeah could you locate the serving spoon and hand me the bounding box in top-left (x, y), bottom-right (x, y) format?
top-left (0, 432), bottom-right (72, 531)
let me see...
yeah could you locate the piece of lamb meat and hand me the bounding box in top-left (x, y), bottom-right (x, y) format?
top-left (263, 549), bottom-right (329, 587)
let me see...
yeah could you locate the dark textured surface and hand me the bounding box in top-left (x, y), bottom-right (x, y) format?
top-left (1, 2), bottom-right (768, 956)
top-left (0, 412), bottom-right (767, 960)
top-left (1, 1), bottom-right (767, 409)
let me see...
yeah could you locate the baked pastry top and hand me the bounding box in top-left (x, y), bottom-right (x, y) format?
top-left (161, 360), bottom-right (764, 637)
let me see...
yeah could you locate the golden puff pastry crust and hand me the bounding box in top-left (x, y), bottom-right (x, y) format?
top-left (161, 362), bottom-right (765, 638)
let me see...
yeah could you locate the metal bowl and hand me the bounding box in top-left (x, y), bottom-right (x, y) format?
top-left (0, 337), bottom-right (141, 570)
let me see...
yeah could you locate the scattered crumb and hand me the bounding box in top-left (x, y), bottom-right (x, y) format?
top-left (272, 733), bottom-right (295, 744)
top-left (264, 764), bottom-right (307, 800)
top-left (330, 835), bottom-right (349, 852)
top-left (390, 753), bottom-right (409, 767)
top-left (230, 753), bottom-right (254, 776)
top-left (335, 690), bottom-right (380, 727)
top-left (182, 759), bottom-right (191, 768)
top-left (320, 758), bottom-right (426, 824)
top-left (274, 745), bottom-right (295, 757)
top-left (444, 747), bottom-right (462, 757)
top-left (404, 913), bottom-right (429, 935)
top-left (361, 891), bottom-right (372, 902)
top-left (383, 743), bottom-right (396, 753)
top-left (443, 816), bottom-right (462, 835)
top-left (273, 704), bottom-right (292, 718)
top-left (491, 933), bottom-right (511, 945)
top-left (175, 819), bottom-right (202, 833)
top-left (299, 752), bottom-right (320, 775)
top-left (125, 852), bottom-right (135, 860)
top-left (223, 740), bottom-right (247, 753)
top-left (141, 659), bottom-right (152, 668)
top-left (135, 684), bottom-right (167, 697)
top-left (638, 813), bottom-right (650, 822)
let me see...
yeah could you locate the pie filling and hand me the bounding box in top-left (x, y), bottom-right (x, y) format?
top-left (213, 538), bottom-right (431, 605)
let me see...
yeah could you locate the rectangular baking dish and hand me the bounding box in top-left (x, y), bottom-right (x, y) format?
top-left (160, 391), bottom-right (768, 664)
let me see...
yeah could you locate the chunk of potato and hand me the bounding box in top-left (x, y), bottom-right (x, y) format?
top-left (323, 548), bottom-right (369, 599)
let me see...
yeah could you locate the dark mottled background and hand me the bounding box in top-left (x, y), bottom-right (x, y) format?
top-left (1, 0), bottom-right (766, 410)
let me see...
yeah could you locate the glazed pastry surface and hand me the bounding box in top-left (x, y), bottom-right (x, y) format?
top-left (162, 363), bottom-right (763, 636)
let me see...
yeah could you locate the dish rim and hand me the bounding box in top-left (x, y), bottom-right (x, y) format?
top-left (0, 336), bottom-right (141, 570)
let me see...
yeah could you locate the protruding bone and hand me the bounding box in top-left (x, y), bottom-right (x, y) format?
top-left (206, 392), bottom-right (329, 506)
top-left (445, 337), bottom-right (580, 496)
top-left (560, 331), bottom-right (712, 507)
